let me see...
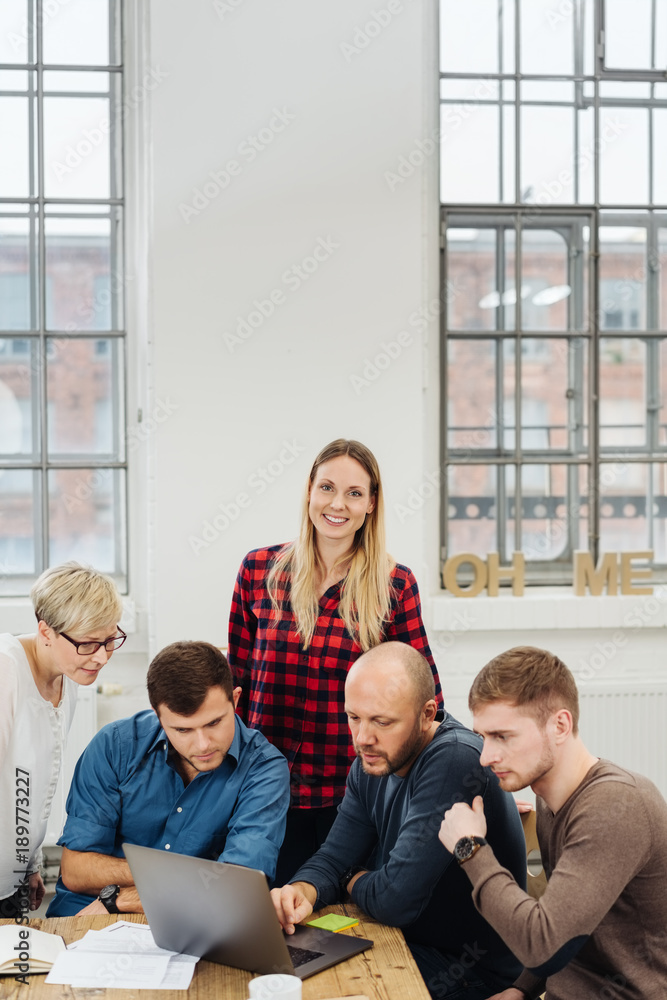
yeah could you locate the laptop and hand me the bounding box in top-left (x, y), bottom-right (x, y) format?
top-left (123, 843), bottom-right (373, 979)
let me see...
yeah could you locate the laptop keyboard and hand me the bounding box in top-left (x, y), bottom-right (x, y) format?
top-left (286, 944), bottom-right (324, 968)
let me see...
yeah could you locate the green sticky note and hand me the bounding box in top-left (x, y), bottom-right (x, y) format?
top-left (306, 914), bottom-right (359, 933)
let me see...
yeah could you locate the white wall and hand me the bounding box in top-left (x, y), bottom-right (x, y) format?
top-left (144, 0), bottom-right (441, 649)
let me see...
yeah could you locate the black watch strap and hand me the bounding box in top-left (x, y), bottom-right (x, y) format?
top-left (338, 865), bottom-right (365, 897)
top-left (98, 883), bottom-right (121, 913)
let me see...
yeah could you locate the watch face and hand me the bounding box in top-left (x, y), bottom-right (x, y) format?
top-left (454, 837), bottom-right (475, 861)
top-left (99, 885), bottom-right (118, 901)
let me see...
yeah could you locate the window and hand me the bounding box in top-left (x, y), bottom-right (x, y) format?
top-left (440, 0), bottom-right (667, 585)
top-left (0, 0), bottom-right (126, 595)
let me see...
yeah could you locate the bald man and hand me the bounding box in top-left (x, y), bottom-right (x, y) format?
top-left (271, 642), bottom-right (526, 1000)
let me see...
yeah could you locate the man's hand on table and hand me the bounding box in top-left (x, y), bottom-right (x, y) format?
top-left (77, 899), bottom-right (107, 915)
top-left (270, 881), bottom-right (317, 934)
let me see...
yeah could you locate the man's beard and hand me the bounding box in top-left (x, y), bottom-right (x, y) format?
top-left (355, 717), bottom-right (424, 776)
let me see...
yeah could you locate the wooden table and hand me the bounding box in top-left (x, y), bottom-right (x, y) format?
top-left (0, 906), bottom-right (430, 1000)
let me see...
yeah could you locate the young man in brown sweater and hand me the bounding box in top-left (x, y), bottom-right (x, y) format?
top-left (439, 645), bottom-right (667, 1000)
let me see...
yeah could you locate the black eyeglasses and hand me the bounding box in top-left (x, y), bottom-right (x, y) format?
top-left (58, 628), bottom-right (127, 656)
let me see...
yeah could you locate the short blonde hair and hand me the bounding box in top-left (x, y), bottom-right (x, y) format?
top-left (469, 646), bottom-right (580, 735)
top-left (31, 562), bottom-right (123, 637)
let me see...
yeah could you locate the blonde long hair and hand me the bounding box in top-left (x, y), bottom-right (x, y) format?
top-left (267, 439), bottom-right (395, 650)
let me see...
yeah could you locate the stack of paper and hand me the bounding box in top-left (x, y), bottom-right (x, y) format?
top-left (45, 920), bottom-right (199, 990)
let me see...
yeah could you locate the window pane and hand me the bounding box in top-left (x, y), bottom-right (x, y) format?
top-left (0, 96), bottom-right (31, 198)
top-left (44, 95), bottom-right (111, 199)
top-left (446, 228), bottom-right (497, 331)
top-left (604, 0), bottom-right (654, 70)
top-left (522, 229), bottom-right (569, 330)
top-left (599, 462), bottom-right (649, 551)
top-left (577, 106), bottom-right (595, 205)
top-left (447, 340), bottom-right (497, 449)
top-left (502, 103), bottom-right (516, 203)
top-left (440, 0), bottom-right (499, 73)
top-left (652, 464), bottom-right (667, 562)
top-left (659, 340), bottom-right (667, 447)
top-left (502, 339), bottom-right (517, 450)
top-left (660, 228), bottom-right (667, 331)
top-left (600, 338), bottom-right (646, 448)
top-left (48, 467), bottom-right (126, 578)
top-left (0, 214), bottom-right (35, 330)
top-left (520, 0), bottom-right (574, 76)
top-left (440, 104), bottom-right (499, 203)
top-left (599, 108), bottom-right (649, 204)
top-left (44, 212), bottom-right (123, 331)
top-left (446, 464), bottom-right (497, 557)
top-left (519, 464), bottom-right (585, 562)
top-left (42, 0), bottom-right (111, 66)
top-left (0, 469), bottom-right (40, 579)
top-left (44, 71), bottom-right (110, 93)
top-left (599, 226), bottom-right (647, 331)
top-left (654, 111), bottom-right (667, 205)
top-left (0, 337), bottom-right (38, 457)
top-left (0, 0), bottom-right (31, 64)
top-left (521, 100), bottom-right (574, 205)
top-left (0, 70), bottom-right (30, 92)
top-left (47, 337), bottom-right (122, 457)
top-left (522, 339), bottom-right (576, 450)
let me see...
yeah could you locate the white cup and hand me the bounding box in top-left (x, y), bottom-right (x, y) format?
top-left (247, 973), bottom-right (302, 1000)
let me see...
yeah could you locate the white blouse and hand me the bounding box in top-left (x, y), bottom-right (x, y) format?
top-left (0, 634), bottom-right (76, 900)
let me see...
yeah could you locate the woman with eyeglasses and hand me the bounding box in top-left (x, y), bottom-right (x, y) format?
top-left (0, 561), bottom-right (123, 918)
top-left (228, 439), bottom-right (441, 884)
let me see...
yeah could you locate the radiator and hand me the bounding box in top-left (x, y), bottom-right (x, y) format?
top-left (579, 684), bottom-right (667, 799)
top-left (44, 686), bottom-right (97, 846)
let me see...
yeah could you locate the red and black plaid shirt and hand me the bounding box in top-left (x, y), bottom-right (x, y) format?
top-left (227, 544), bottom-right (442, 809)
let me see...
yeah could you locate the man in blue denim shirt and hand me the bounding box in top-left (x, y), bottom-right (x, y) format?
top-left (48, 641), bottom-right (290, 916)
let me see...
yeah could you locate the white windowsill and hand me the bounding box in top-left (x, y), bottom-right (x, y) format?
top-left (429, 587), bottom-right (667, 632)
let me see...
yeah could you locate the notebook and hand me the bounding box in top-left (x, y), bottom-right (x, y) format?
top-left (123, 842), bottom-right (373, 979)
top-left (0, 925), bottom-right (65, 976)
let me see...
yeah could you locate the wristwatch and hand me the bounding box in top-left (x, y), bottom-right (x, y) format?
top-left (98, 883), bottom-right (121, 913)
top-left (453, 836), bottom-right (488, 865)
top-left (338, 866), bottom-right (365, 897)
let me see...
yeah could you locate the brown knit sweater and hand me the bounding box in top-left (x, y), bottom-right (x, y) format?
top-left (460, 760), bottom-right (667, 1000)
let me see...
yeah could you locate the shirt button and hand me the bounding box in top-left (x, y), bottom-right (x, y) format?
top-left (177, 807), bottom-right (182, 813)
top-left (165, 844), bottom-right (171, 850)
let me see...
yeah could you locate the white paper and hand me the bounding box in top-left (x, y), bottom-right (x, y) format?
top-left (46, 923), bottom-right (199, 990)
top-left (46, 949), bottom-right (171, 988)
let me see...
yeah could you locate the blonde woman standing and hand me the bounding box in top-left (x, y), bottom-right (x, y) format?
top-left (228, 439), bottom-right (441, 883)
top-left (0, 562), bottom-right (124, 917)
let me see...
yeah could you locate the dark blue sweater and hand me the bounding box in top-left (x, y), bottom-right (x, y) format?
top-left (294, 713), bottom-right (525, 984)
